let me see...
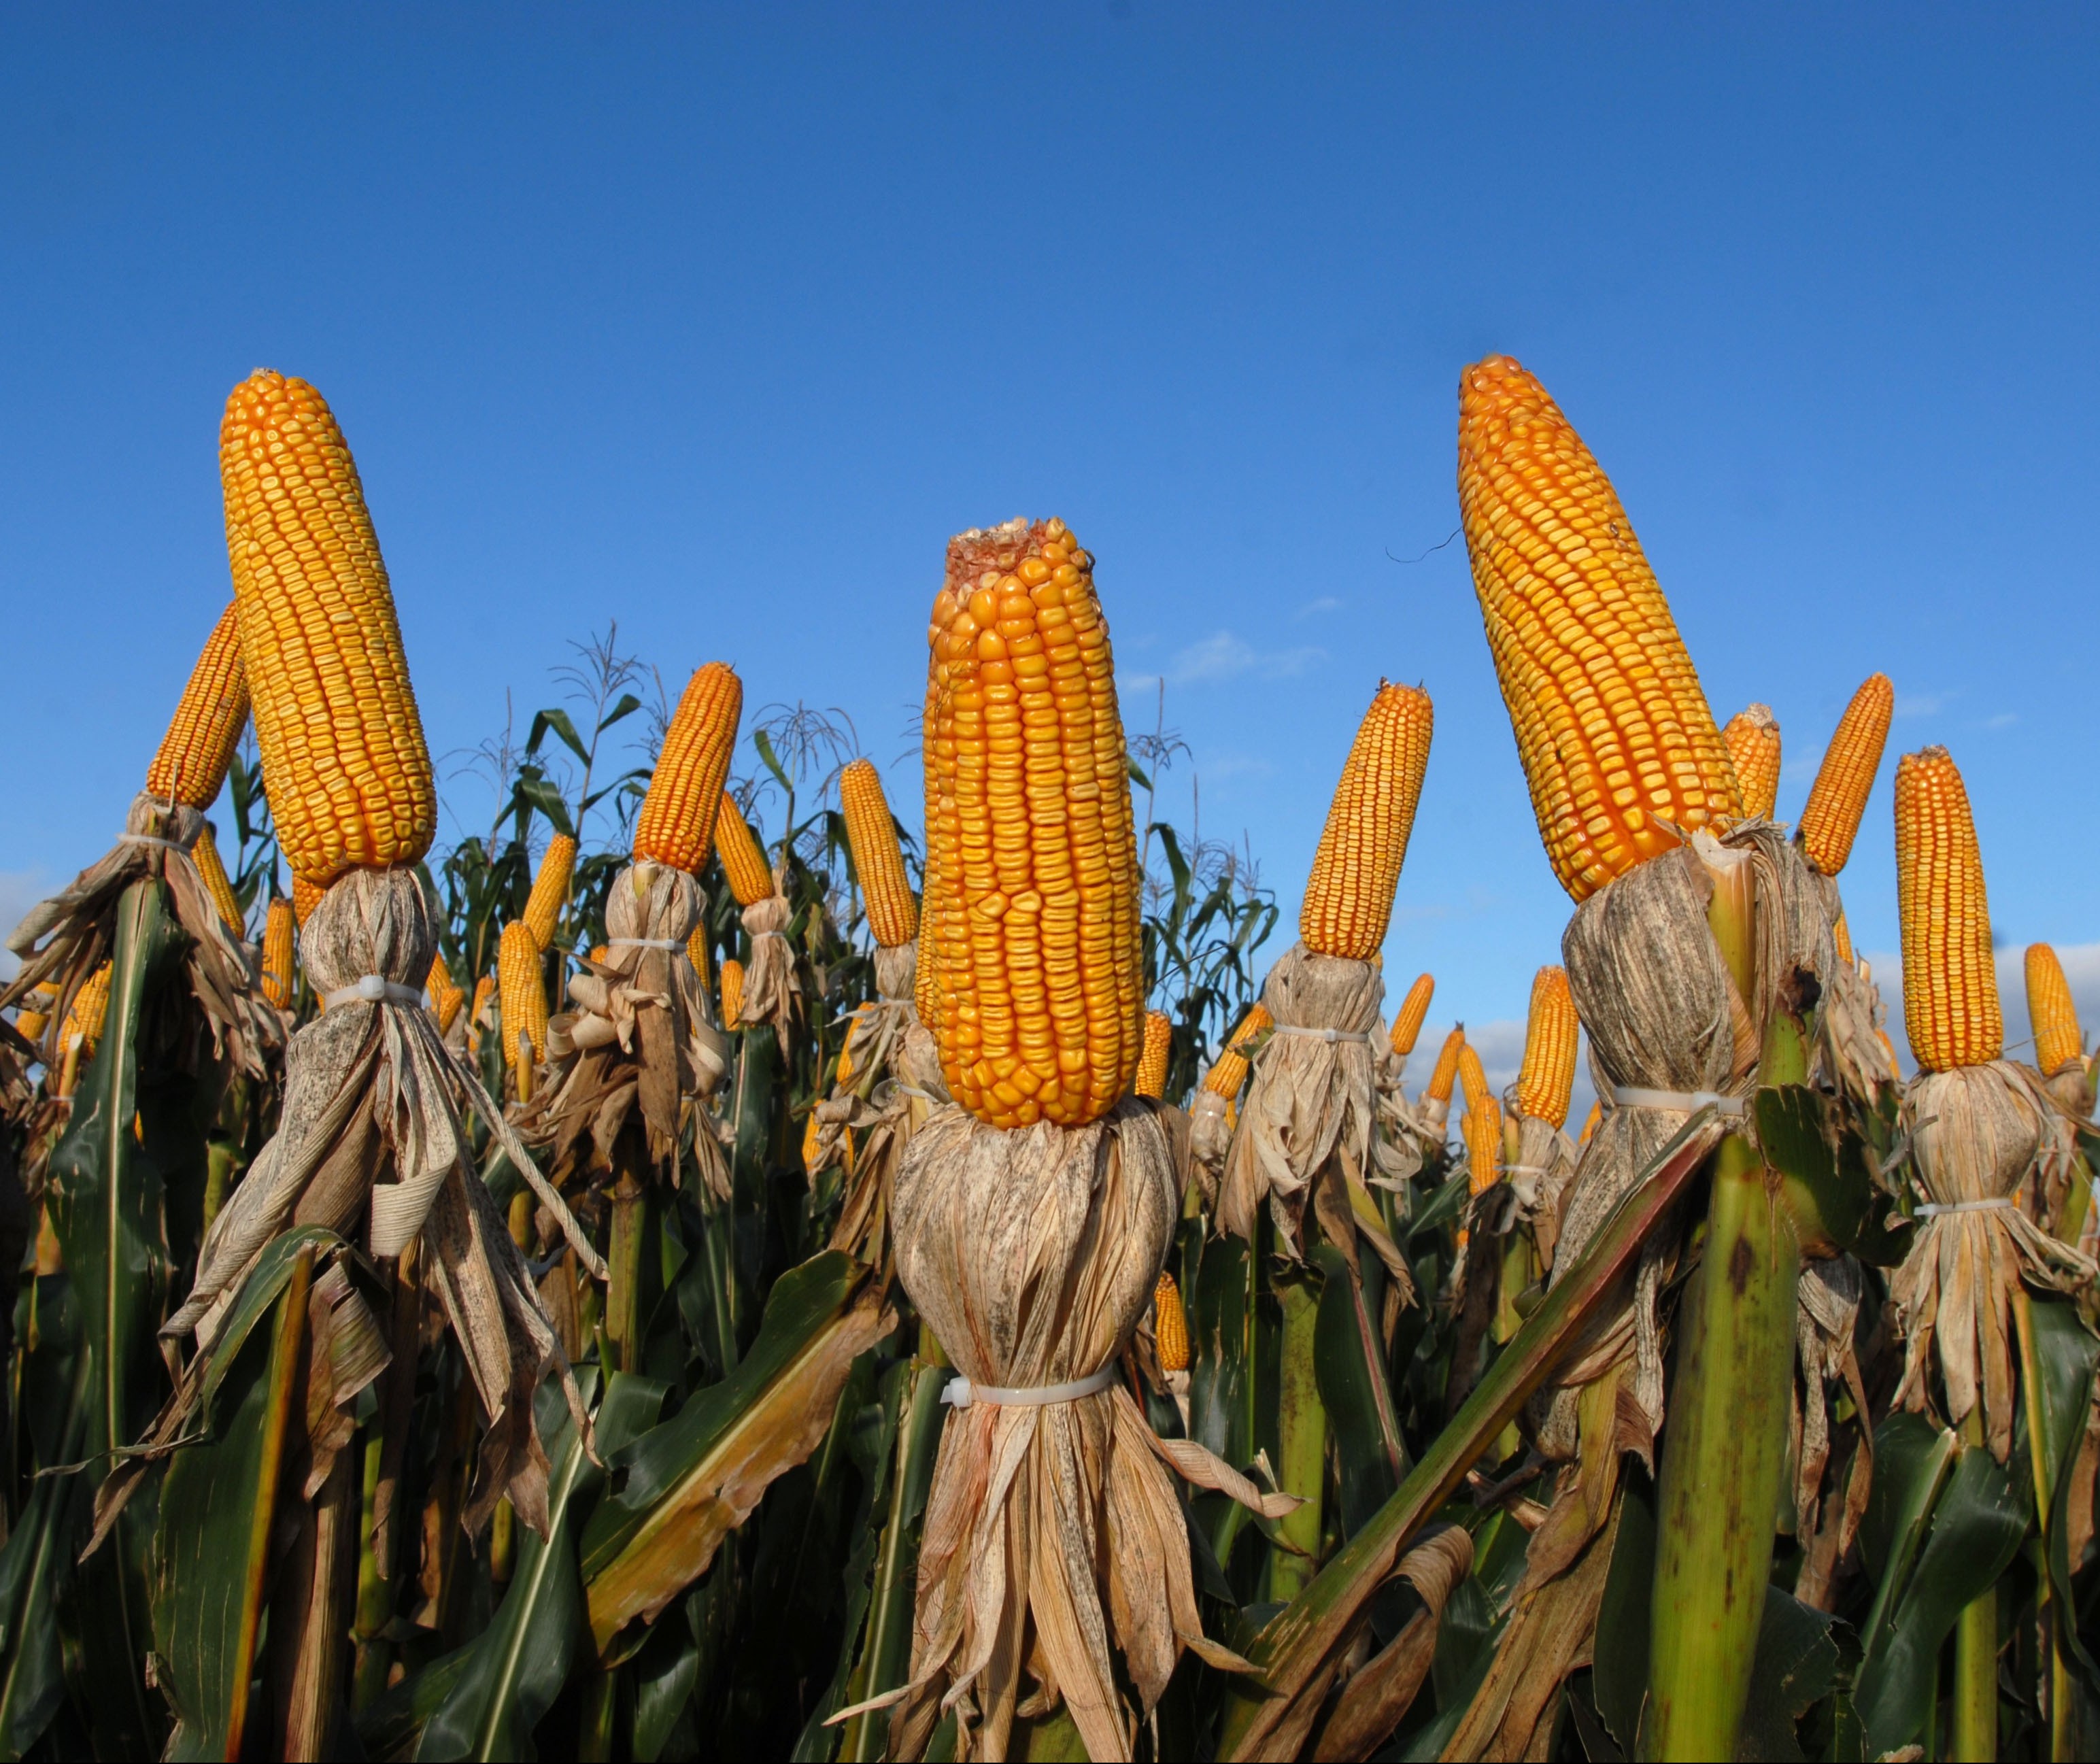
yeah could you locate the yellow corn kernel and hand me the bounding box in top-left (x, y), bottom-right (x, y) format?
top-left (714, 791), bottom-right (775, 908)
top-left (1895, 747), bottom-right (2001, 1071)
top-left (1578, 1098), bottom-right (1602, 1146)
top-left (633, 662), bottom-right (743, 872)
top-left (143, 603), bottom-right (249, 809)
top-left (802, 1109), bottom-right (822, 1178)
top-left (522, 834), bottom-right (576, 952)
top-left (292, 873), bottom-right (324, 926)
top-left (2027, 943), bottom-right (2083, 1076)
top-left (192, 824), bottom-right (245, 936)
top-left (469, 973), bottom-right (494, 1033)
top-left (1833, 909), bottom-right (1855, 967)
top-left (220, 371), bottom-right (435, 887)
top-left (1722, 704), bottom-right (1781, 821)
top-left (1425, 1026), bottom-right (1467, 1104)
top-left (1389, 973), bottom-right (1434, 1059)
top-left (1466, 1094), bottom-right (1503, 1195)
top-left (685, 924), bottom-right (710, 988)
top-left (922, 518), bottom-right (1143, 1128)
top-left (1154, 1270), bottom-right (1189, 1373)
top-left (1202, 1003), bottom-right (1272, 1100)
top-left (65, 962), bottom-right (113, 1055)
top-left (1300, 682), bottom-right (1434, 959)
top-left (840, 758), bottom-right (919, 948)
top-left (427, 948), bottom-right (454, 1002)
top-left (1135, 1010), bottom-right (1173, 1100)
top-left (1457, 1042), bottom-right (1491, 1118)
top-left (1514, 966), bottom-right (1578, 1127)
top-left (14, 985), bottom-right (57, 1047)
top-left (1799, 673), bottom-right (1894, 877)
top-left (1457, 356), bottom-right (1740, 901)
top-left (720, 957), bottom-right (745, 1032)
top-left (497, 920), bottom-right (547, 1073)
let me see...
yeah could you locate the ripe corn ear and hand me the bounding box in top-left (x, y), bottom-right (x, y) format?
top-left (14, 985), bottom-right (57, 1047)
top-left (1135, 1010), bottom-right (1172, 1100)
top-left (522, 834), bottom-right (577, 951)
top-left (632, 662), bottom-right (742, 871)
top-left (1457, 1042), bottom-right (1491, 1117)
top-left (2027, 943), bottom-right (2083, 1076)
top-left (1466, 1095), bottom-right (1503, 1194)
top-left (144, 602), bottom-right (249, 809)
top-left (1202, 1003), bottom-right (1272, 1100)
top-left (1300, 682), bottom-right (1434, 958)
top-left (1389, 972), bottom-right (1434, 1059)
top-left (922, 518), bottom-right (1142, 1128)
top-left (1722, 704), bottom-right (1781, 821)
top-left (720, 957), bottom-right (745, 1032)
top-left (685, 924), bottom-right (710, 989)
top-left (840, 758), bottom-right (919, 948)
top-left (192, 824), bottom-right (245, 936)
top-left (260, 898), bottom-right (294, 1006)
top-left (1154, 1270), bottom-right (1189, 1373)
top-left (66, 962), bottom-right (113, 1054)
top-left (1516, 965), bottom-right (1578, 1127)
top-left (1578, 1098), bottom-right (1602, 1146)
top-left (1457, 356), bottom-right (1740, 900)
top-left (1799, 673), bottom-right (1894, 877)
top-left (1425, 1026), bottom-right (1466, 1106)
top-left (497, 920), bottom-right (547, 1072)
top-left (1895, 746), bottom-right (2002, 1071)
top-left (1833, 909), bottom-right (1854, 967)
top-left (220, 370), bottom-right (435, 886)
top-left (714, 792), bottom-right (775, 908)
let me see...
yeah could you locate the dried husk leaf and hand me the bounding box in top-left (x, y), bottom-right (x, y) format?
top-left (738, 891), bottom-right (802, 1053)
top-left (1309, 1526), bottom-right (1474, 1762)
top-left (1505, 1111), bottom-right (1580, 1272)
top-left (1791, 1254), bottom-right (1873, 1610)
top-left (819, 945), bottom-right (943, 1268)
top-left (1370, 1047), bottom-right (1438, 1193)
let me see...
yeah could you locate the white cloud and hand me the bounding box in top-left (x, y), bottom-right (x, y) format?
top-left (1295, 596), bottom-right (1344, 620)
top-left (1894, 690), bottom-right (1954, 719)
top-left (1864, 940), bottom-right (2100, 1074)
top-left (1982, 713), bottom-right (2018, 729)
top-left (1168, 630), bottom-right (1325, 686)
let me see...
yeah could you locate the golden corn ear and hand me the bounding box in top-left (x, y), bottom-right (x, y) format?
top-left (292, 873), bottom-right (324, 926)
top-left (1722, 705), bottom-right (1781, 821)
top-left (923, 518), bottom-right (1142, 1128)
top-left (144, 603), bottom-right (249, 808)
top-left (14, 985), bottom-right (57, 1047)
top-left (720, 957), bottom-right (745, 1032)
top-left (1457, 356), bottom-right (1740, 902)
top-left (220, 371), bottom-right (435, 887)
top-left (714, 792), bottom-right (775, 907)
top-left (1466, 1095), bottom-right (1503, 1195)
top-left (2027, 943), bottom-right (2083, 1076)
top-left (1799, 673), bottom-right (1894, 877)
top-left (1457, 1041), bottom-right (1491, 1117)
top-left (1202, 1003), bottom-right (1272, 1100)
top-left (1135, 1010), bottom-right (1173, 1100)
top-left (1515, 965), bottom-right (1578, 1127)
top-left (66, 963), bottom-right (113, 1054)
top-left (1300, 682), bottom-right (1434, 959)
top-left (1579, 1098), bottom-right (1602, 1146)
top-left (427, 948), bottom-right (454, 1002)
top-left (522, 834), bottom-right (576, 951)
top-left (802, 1110), bottom-right (822, 1178)
top-left (192, 824), bottom-right (245, 936)
top-left (839, 758), bottom-right (919, 948)
top-left (1833, 909), bottom-right (1854, 967)
top-left (433, 981), bottom-right (464, 1038)
top-left (1425, 1026), bottom-right (1466, 1104)
top-left (632, 662), bottom-right (742, 871)
top-left (470, 974), bottom-right (494, 1030)
top-left (1389, 973), bottom-right (1434, 1059)
top-left (497, 920), bottom-right (547, 1072)
top-left (1895, 747), bottom-right (2002, 1071)
top-left (1154, 1270), bottom-right (1189, 1373)
top-left (836, 1013), bottom-right (861, 1089)
top-left (685, 924), bottom-right (710, 987)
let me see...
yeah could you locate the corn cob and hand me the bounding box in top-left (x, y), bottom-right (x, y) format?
top-left (65, 962), bottom-right (113, 1054)
top-left (714, 791), bottom-right (775, 907)
top-left (1516, 965), bottom-right (1579, 1127)
top-left (1202, 1003), bottom-right (1272, 1100)
top-left (1895, 747), bottom-right (2002, 1071)
top-left (433, 982), bottom-right (464, 1037)
top-left (923, 518), bottom-right (1142, 1128)
top-left (802, 1110), bottom-right (822, 1178)
top-left (1389, 972), bottom-right (1434, 1060)
top-left (2026, 943), bottom-right (2083, 1076)
top-left (14, 985), bottom-right (57, 1047)
top-left (143, 602), bottom-right (249, 808)
top-left (685, 924), bottom-right (710, 987)
top-left (1457, 356), bottom-right (1740, 901)
top-left (522, 834), bottom-right (577, 951)
top-left (254, 899), bottom-right (294, 1011)
top-left (1466, 1094), bottom-right (1503, 1194)
top-left (1153, 1270), bottom-right (1189, 1373)
top-left (1833, 909), bottom-right (1855, 968)
top-left (1799, 673), bottom-right (1894, 877)
top-left (632, 662), bottom-right (742, 872)
top-left (720, 957), bottom-right (745, 1032)
top-left (839, 758), bottom-right (919, 948)
top-left (1721, 705), bottom-right (1781, 822)
top-left (1578, 1098), bottom-right (1602, 1146)
top-left (497, 920), bottom-right (547, 1072)
top-left (1425, 1026), bottom-right (1466, 1108)
top-left (427, 948), bottom-right (454, 1002)
top-left (1135, 1010), bottom-right (1173, 1100)
top-left (220, 371), bottom-right (435, 886)
top-left (292, 873), bottom-right (324, 926)
top-left (469, 972), bottom-right (494, 1028)
top-left (1457, 1041), bottom-right (1491, 1118)
top-left (192, 823), bottom-right (245, 936)
top-left (1300, 682), bottom-right (1434, 959)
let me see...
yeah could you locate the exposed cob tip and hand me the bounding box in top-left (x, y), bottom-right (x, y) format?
top-left (720, 957), bottom-right (745, 1032)
top-left (1457, 355), bottom-right (1740, 900)
top-left (923, 517), bottom-right (1142, 1128)
top-left (1201, 1002), bottom-right (1272, 1100)
top-left (65, 962), bottom-right (114, 1055)
top-left (497, 919), bottom-right (548, 1075)
top-left (1465, 1092), bottom-right (1503, 1195)
top-left (14, 985), bottom-right (57, 1047)
top-left (2026, 943), bottom-right (2083, 1076)
top-left (1895, 746), bottom-right (2002, 1072)
top-left (839, 758), bottom-right (919, 949)
top-left (1300, 681), bottom-right (1434, 960)
top-left (1799, 672), bottom-right (1895, 877)
top-left (1135, 1009), bottom-right (1173, 1100)
top-left (192, 822), bottom-right (245, 937)
top-left (1722, 705), bottom-right (1781, 822)
top-left (1456, 1040), bottom-right (1491, 1118)
top-left (714, 790), bottom-right (775, 908)
top-left (1153, 1269), bottom-right (1189, 1373)
top-left (1389, 972), bottom-right (1434, 1060)
top-left (292, 872), bottom-right (324, 926)
top-left (1516, 964), bottom-right (1578, 1127)
top-left (1833, 909), bottom-right (1855, 967)
top-left (1424, 1025), bottom-right (1467, 1104)
top-left (220, 369), bottom-right (435, 887)
top-left (260, 896), bottom-right (297, 1010)
top-left (632, 662), bottom-right (743, 872)
top-left (144, 602), bottom-right (249, 809)
top-left (522, 834), bottom-right (577, 951)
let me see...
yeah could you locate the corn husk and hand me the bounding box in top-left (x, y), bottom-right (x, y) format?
top-left (1891, 1059), bottom-right (2093, 1461)
top-left (1791, 1254), bottom-right (1873, 1610)
top-left (1504, 1108), bottom-right (1580, 1272)
top-left (737, 884), bottom-right (803, 1053)
top-left (873, 1098), bottom-right (1294, 1761)
top-left (1370, 1045), bottom-right (1440, 1193)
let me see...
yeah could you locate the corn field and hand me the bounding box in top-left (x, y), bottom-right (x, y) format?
top-left (0, 358), bottom-right (2095, 1764)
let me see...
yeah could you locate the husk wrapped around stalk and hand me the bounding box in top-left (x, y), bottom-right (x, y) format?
top-left (1799, 871), bottom-right (1899, 1108)
top-left (871, 1098), bottom-right (1294, 1762)
top-left (2, 792), bottom-right (280, 1081)
top-left (1500, 1106), bottom-right (1580, 1274)
top-left (736, 877), bottom-right (803, 1054)
top-left (1892, 1059), bottom-right (2093, 1461)
top-left (1791, 1254), bottom-right (1874, 1610)
top-left (1370, 1044), bottom-right (1442, 1195)
top-left (110, 868), bottom-right (600, 1548)
top-left (1217, 943), bottom-right (1412, 1291)
top-left (526, 861), bottom-right (733, 1200)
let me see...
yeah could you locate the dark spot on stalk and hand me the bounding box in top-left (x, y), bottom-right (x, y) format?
top-left (1729, 1236), bottom-right (1755, 1295)
top-left (1780, 963), bottom-right (1820, 1016)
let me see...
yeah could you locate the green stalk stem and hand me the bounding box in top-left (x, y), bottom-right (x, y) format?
top-left (1272, 1272), bottom-right (1326, 1601)
top-left (607, 1170), bottom-right (647, 1375)
top-left (352, 1435), bottom-right (392, 1712)
top-left (1952, 1412), bottom-right (1998, 1761)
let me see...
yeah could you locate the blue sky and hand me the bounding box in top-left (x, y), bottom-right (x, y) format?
top-left (5, 5), bottom-right (2097, 1083)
